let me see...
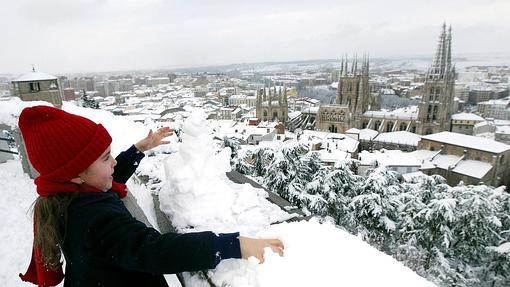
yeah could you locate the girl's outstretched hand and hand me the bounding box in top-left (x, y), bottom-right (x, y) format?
top-left (135, 127), bottom-right (174, 152)
top-left (239, 236), bottom-right (284, 263)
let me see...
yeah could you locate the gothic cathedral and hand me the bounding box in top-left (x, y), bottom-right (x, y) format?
top-left (256, 85), bottom-right (289, 124)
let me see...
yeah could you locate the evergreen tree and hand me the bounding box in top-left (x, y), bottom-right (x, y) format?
top-left (80, 90), bottom-right (99, 109)
top-left (319, 160), bottom-right (362, 232)
top-left (349, 166), bottom-right (402, 250)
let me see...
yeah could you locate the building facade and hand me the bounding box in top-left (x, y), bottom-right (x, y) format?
top-left (11, 69), bottom-right (63, 107)
top-left (316, 55), bottom-right (375, 133)
top-left (450, 113), bottom-right (485, 135)
top-left (418, 132), bottom-right (510, 187)
top-left (256, 85), bottom-right (289, 124)
top-left (477, 97), bottom-right (510, 120)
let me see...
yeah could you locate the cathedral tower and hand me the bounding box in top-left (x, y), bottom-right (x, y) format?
top-left (417, 24), bottom-right (455, 135)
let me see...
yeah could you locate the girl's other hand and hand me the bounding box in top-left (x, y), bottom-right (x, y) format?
top-left (135, 127), bottom-right (174, 152)
top-left (239, 236), bottom-right (284, 263)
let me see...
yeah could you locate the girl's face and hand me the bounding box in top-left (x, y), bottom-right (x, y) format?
top-left (80, 146), bottom-right (117, 191)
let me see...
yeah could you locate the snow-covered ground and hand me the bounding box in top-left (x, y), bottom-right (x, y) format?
top-left (0, 99), bottom-right (436, 286)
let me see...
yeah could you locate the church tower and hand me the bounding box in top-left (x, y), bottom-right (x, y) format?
top-left (336, 55), bottom-right (370, 124)
top-left (256, 83), bottom-right (288, 124)
top-left (417, 24), bottom-right (455, 135)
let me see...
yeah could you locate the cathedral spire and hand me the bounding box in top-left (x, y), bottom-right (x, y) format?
top-left (353, 54), bottom-right (358, 75)
top-left (343, 54), bottom-right (348, 76)
top-left (446, 25), bottom-right (452, 72)
top-left (430, 23), bottom-right (449, 78)
top-left (340, 56), bottom-right (344, 76)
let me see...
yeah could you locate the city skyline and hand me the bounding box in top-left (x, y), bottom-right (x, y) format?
top-left (1, 0), bottom-right (509, 74)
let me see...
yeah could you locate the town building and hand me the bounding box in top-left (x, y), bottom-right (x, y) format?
top-left (450, 113), bottom-right (485, 135)
top-left (418, 131), bottom-right (510, 187)
top-left (11, 69), bottom-right (63, 107)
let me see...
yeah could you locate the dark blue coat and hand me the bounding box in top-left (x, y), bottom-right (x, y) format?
top-left (61, 145), bottom-right (241, 286)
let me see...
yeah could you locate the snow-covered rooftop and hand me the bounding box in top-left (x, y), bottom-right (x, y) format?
top-left (496, 126), bottom-right (510, 135)
top-left (301, 130), bottom-right (359, 153)
top-left (13, 71), bottom-right (57, 82)
top-left (358, 150), bottom-right (421, 167)
top-left (373, 131), bottom-right (422, 146)
top-left (452, 160), bottom-right (493, 179)
top-left (358, 129), bottom-right (379, 141)
top-left (421, 132), bottom-right (510, 153)
top-left (363, 106), bottom-right (418, 120)
top-left (313, 149), bottom-right (350, 163)
top-left (451, 113), bottom-right (485, 121)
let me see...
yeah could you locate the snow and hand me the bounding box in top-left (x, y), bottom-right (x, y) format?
top-left (451, 160), bottom-right (493, 179)
top-left (358, 150), bottom-right (421, 167)
top-left (159, 111), bottom-right (292, 234)
top-left (0, 160), bottom-right (37, 287)
top-left (422, 131), bottom-right (510, 153)
top-left (300, 130), bottom-right (359, 153)
top-left (204, 220), bottom-right (436, 287)
top-left (430, 154), bottom-right (461, 170)
top-left (363, 106), bottom-right (418, 120)
top-left (374, 131), bottom-right (422, 146)
top-left (13, 71), bottom-right (57, 82)
top-left (493, 242), bottom-right (510, 254)
top-left (313, 149), bottom-right (350, 163)
top-left (496, 125), bottom-right (510, 135)
top-left (451, 112), bottom-right (485, 121)
top-left (0, 97), bottom-right (53, 128)
top-left (402, 171), bottom-right (427, 182)
top-left (359, 128), bottom-right (379, 140)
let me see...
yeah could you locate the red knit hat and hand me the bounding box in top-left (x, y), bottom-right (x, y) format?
top-left (18, 105), bottom-right (112, 182)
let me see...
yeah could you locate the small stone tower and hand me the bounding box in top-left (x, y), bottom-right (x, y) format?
top-left (11, 68), bottom-right (63, 108)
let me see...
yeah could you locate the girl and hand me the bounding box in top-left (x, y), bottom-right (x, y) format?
top-left (18, 105), bottom-right (284, 287)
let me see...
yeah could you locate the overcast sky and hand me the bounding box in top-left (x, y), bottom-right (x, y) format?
top-left (1, 0), bottom-right (509, 74)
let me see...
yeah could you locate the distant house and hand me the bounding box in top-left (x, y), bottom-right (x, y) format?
top-left (12, 70), bottom-right (63, 107)
top-left (450, 113), bottom-right (485, 135)
top-left (358, 150), bottom-right (422, 175)
top-left (418, 131), bottom-right (510, 187)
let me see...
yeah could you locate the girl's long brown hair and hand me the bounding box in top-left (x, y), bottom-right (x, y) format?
top-left (33, 194), bottom-right (77, 268)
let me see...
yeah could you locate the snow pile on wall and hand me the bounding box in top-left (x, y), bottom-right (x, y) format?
top-left (205, 220), bottom-right (436, 287)
top-left (159, 111), bottom-right (292, 235)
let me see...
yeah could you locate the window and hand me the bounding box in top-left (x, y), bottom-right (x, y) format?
top-left (432, 106), bottom-right (438, 121)
top-left (29, 82), bottom-right (40, 92)
top-left (386, 122), bottom-right (394, 132)
top-left (374, 121), bottom-right (381, 131)
top-left (400, 122), bottom-right (407, 131)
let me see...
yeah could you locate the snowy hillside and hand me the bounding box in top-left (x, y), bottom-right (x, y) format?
top-left (0, 99), bottom-right (435, 286)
